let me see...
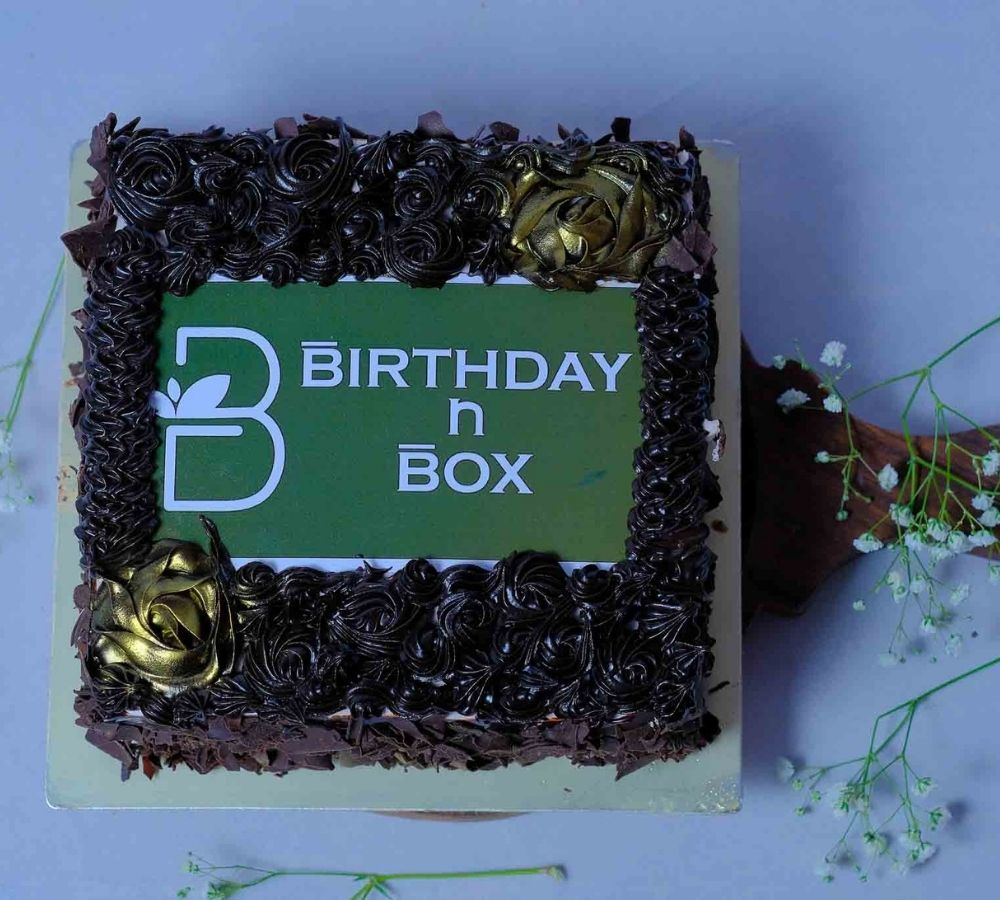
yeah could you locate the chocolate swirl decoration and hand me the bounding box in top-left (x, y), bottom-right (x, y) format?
top-left (107, 132), bottom-right (194, 230)
top-left (392, 166), bottom-right (449, 220)
top-left (384, 219), bottom-right (465, 287)
top-left (267, 124), bottom-right (353, 210)
top-left (65, 113), bottom-right (721, 778)
top-left (71, 112), bottom-right (705, 296)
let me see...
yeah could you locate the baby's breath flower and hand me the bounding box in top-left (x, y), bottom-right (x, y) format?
top-left (877, 464), bottom-right (899, 491)
top-left (815, 450), bottom-right (832, 463)
top-left (772, 354), bottom-right (788, 370)
top-left (947, 531), bottom-right (969, 554)
top-left (914, 776), bottom-right (937, 796)
top-left (989, 564), bottom-right (1000, 585)
top-left (795, 805), bottom-right (809, 816)
top-left (835, 509), bottom-right (849, 521)
top-left (791, 777), bottom-right (805, 792)
top-left (814, 863), bottom-right (834, 883)
top-left (830, 783), bottom-right (852, 818)
top-left (969, 530), bottom-right (997, 548)
top-left (928, 806), bottom-right (952, 830)
top-left (950, 583), bottom-right (971, 606)
top-left (777, 388), bottom-right (809, 413)
top-left (904, 531), bottom-right (927, 552)
top-left (926, 518), bottom-right (949, 542)
top-left (853, 533), bottom-right (884, 554)
top-left (886, 570), bottom-right (903, 589)
top-left (0, 428), bottom-right (11, 456)
top-left (920, 616), bottom-right (938, 635)
top-left (861, 831), bottom-right (888, 856)
top-left (972, 493), bottom-right (995, 512)
top-left (909, 841), bottom-right (937, 865)
top-left (206, 882), bottom-right (243, 900)
top-left (979, 508), bottom-right (1000, 528)
top-left (852, 599), bottom-right (866, 611)
top-left (892, 582), bottom-right (909, 602)
top-left (890, 504), bottom-right (914, 527)
top-left (983, 449), bottom-right (1000, 477)
top-left (810, 789), bottom-right (823, 803)
top-left (945, 633), bottom-right (962, 657)
top-left (823, 394), bottom-right (843, 414)
top-left (910, 574), bottom-right (929, 595)
top-left (878, 651), bottom-right (903, 667)
top-left (776, 756), bottom-right (796, 783)
top-left (820, 341), bottom-right (847, 368)
top-left (929, 545), bottom-right (953, 565)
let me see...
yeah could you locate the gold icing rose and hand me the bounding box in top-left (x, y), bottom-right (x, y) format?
top-left (91, 540), bottom-right (234, 693)
top-left (506, 164), bottom-right (666, 291)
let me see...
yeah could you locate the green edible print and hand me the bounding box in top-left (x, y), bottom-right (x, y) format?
top-left (153, 279), bottom-right (642, 561)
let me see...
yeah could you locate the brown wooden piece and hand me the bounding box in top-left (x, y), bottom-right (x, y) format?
top-left (742, 340), bottom-right (998, 620)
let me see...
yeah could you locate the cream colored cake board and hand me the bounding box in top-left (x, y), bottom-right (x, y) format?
top-left (46, 141), bottom-right (741, 812)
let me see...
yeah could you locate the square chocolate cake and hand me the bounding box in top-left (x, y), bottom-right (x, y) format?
top-left (61, 112), bottom-right (721, 781)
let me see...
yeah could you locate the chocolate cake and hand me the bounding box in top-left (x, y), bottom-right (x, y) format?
top-left (61, 112), bottom-right (721, 781)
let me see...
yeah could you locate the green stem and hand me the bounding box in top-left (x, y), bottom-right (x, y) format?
top-left (883, 654), bottom-right (1000, 718)
top-left (261, 866), bottom-right (558, 881)
top-left (3, 257), bottom-right (64, 429)
top-left (926, 315), bottom-right (1000, 368)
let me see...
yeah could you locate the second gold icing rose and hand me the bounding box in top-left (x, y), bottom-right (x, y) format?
top-left (506, 164), bottom-right (666, 291)
top-left (91, 539), bottom-right (234, 694)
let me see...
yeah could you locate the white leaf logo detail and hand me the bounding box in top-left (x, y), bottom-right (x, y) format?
top-left (167, 377), bottom-right (182, 403)
top-left (175, 374), bottom-right (232, 417)
top-left (151, 390), bottom-right (177, 418)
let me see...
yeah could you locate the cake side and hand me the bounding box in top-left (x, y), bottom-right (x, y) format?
top-left (62, 113), bottom-right (720, 780)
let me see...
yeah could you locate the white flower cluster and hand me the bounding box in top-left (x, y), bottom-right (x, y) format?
top-left (779, 750), bottom-right (950, 883)
top-left (850, 485), bottom-right (999, 662)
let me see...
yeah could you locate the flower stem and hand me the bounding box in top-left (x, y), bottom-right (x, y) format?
top-left (926, 314), bottom-right (1000, 369)
top-left (882, 654), bottom-right (1000, 718)
top-left (3, 256), bottom-right (64, 429)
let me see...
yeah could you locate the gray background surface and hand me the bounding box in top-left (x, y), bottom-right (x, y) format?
top-left (2, 1), bottom-right (999, 897)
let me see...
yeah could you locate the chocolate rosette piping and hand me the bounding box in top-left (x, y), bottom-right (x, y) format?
top-left (108, 132), bottom-right (194, 230)
top-left (242, 619), bottom-right (324, 703)
top-left (328, 583), bottom-right (414, 659)
top-left (401, 621), bottom-right (454, 683)
top-left (88, 663), bottom-right (150, 717)
top-left (332, 195), bottom-right (387, 280)
top-left (491, 551), bottom-right (567, 620)
top-left (593, 630), bottom-right (667, 722)
top-left (489, 675), bottom-right (554, 724)
top-left (192, 153), bottom-right (241, 195)
top-left (354, 132), bottom-right (413, 189)
top-left (394, 558), bottom-right (442, 608)
top-left (254, 201), bottom-right (303, 286)
top-left (437, 565), bottom-right (496, 647)
top-left (384, 219), bottom-right (465, 287)
top-left (227, 130), bottom-right (273, 166)
top-left (568, 564), bottom-right (617, 626)
top-left (230, 561), bottom-right (281, 628)
top-left (392, 167), bottom-right (449, 221)
top-left (266, 125), bottom-right (353, 210)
